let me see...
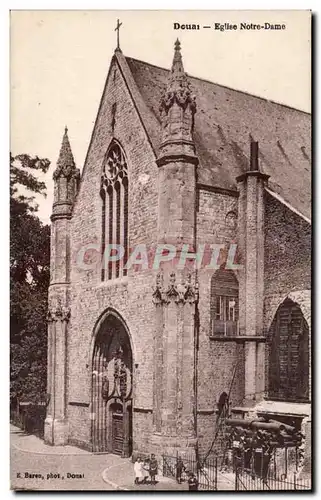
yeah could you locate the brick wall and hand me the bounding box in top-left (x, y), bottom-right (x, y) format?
top-left (66, 56), bottom-right (159, 451)
top-left (264, 191), bottom-right (310, 322)
top-left (68, 405), bottom-right (91, 450)
top-left (264, 191), bottom-right (311, 396)
top-left (131, 411), bottom-right (153, 458)
top-left (196, 188), bottom-right (242, 453)
top-left (196, 188), bottom-right (238, 246)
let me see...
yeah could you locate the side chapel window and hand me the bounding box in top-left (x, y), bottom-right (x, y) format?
top-left (268, 298), bottom-right (309, 402)
top-left (100, 141), bottom-right (128, 280)
top-left (210, 269), bottom-right (239, 336)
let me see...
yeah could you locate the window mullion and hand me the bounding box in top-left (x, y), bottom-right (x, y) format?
top-left (119, 181), bottom-right (125, 278)
top-left (101, 186), bottom-right (106, 281)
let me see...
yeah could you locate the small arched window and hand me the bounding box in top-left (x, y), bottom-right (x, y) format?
top-left (225, 211), bottom-right (237, 230)
top-left (217, 391), bottom-right (229, 419)
top-left (100, 141), bottom-right (129, 280)
top-left (210, 269), bottom-right (239, 336)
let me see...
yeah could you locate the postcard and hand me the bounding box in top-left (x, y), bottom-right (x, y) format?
top-left (10, 10), bottom-right (311, 491)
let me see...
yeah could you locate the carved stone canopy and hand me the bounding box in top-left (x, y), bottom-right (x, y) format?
top-left (159, 39), bottom-right (196, 122)
top-left (152, 271), bottom-right (199, 306)
top-left (53, 164), bottom-right (80, 182)
top-left (158, 40), bottom-right (197, 158)
top-left (47, 298), bottom-right (70, 323)
top-left (53, 127), bottom-right (80, 182)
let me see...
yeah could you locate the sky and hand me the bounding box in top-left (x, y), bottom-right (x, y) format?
top-left (10, 10), bottom-right (311, 223)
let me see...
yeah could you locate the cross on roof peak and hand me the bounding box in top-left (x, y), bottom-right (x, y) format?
top-left (115, 19), bottom-right (123, 52)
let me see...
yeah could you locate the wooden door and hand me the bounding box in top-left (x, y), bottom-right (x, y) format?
top-left (112, 412), bottom-right (124, 455)
top-left (269, 299), bottom-right (309, 401)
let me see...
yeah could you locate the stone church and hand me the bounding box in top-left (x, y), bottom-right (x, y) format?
top-left (44, 40), bottom-right (311, 463)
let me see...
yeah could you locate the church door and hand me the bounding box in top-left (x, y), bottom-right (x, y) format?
top-left (91, 311), bottom-right (133, 455)
top-left (112, 407), bottom-right (124, 455)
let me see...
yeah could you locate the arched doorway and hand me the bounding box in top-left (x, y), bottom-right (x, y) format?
top-left (91, 311), bottom-right (133, 455)
top-left (268, 298), bottom-right (309, 402)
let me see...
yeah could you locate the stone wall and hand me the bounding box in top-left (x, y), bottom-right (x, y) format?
top-left (264, 191), bottom-right (311, 331)
top-left (196, 187), bottom-right (242, 454)
top-left (264, 191), bottom-right (311, 397)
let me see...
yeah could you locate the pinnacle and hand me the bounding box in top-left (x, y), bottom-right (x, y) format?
top-left (171, 38), bottom-right (184, 74)
top-left (158, 40), bottom-right (197, 153)
top-left (57, 126), bottom-right (75, 169)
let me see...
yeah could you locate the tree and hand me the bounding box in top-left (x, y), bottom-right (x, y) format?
top-left (10, 153), bottom-right (51, 410)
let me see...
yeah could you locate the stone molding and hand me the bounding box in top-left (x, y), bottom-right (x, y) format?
top-left (53, 164), bottom-right (80, 182)
top-left (160, 86), bottom-right (196, 116)
top-left (46, 303), bottom-right (71, 323)
top-left (152, 271), bottom-right (199, 306)
top-left (159, 41), bottom-right (196, 119)
top-left (156, 153), bottom-right (199, 168)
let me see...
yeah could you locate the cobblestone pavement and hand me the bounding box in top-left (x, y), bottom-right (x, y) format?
top-left (10, 426), bottom-right (235, 491)
top-left (103, 459), bottom-right (235, 491)
top-left (11, 426), bottom-right (118, 491)
top-left (103, 460), bottom-right (188, 491)
top-left (10, 426), bottom-right (185, 491)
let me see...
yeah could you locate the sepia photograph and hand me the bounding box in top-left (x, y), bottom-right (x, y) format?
top-left (10, 9), bottom-right (311, 491)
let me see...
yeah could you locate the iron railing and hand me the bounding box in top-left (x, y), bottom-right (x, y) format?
top-left (162, 454), bottom-right (219, 490)
top-left (211, 319), bottom-right (240, 337)
top-left (162, 449), bottom-right (311, 491)
top-left (234, 449), bottom-right (311, 491)
top-left (236, 467), bottom-right (311, 491)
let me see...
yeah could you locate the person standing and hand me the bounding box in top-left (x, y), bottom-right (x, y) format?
top-left (142, 458), bottom-right (150, 484)
top-left (188, 472), bottom-right (199, 491)
top-left (134, 457), bottom-right (143, 485)
top-left (149, 454), bottom-right (158, 485)
top-left (176, 457), bottom-right (185, 484)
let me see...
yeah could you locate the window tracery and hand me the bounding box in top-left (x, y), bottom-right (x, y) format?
top-left (100, 141), bottom-right (129, 280)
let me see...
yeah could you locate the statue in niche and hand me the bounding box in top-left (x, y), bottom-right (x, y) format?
top-left (113, 346), bottom-right (131, 399)
top-left (101, 360), bottom-right (109, 401)
top-left (100, 345), bottom-right (132, 401)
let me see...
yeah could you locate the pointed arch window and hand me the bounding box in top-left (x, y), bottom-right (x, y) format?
top-left (210, 269), bottom-right (239, 336)
top-left (100, 141), bottom-right (129, 280)
top-left (268, 298), bottom-right (309, 402)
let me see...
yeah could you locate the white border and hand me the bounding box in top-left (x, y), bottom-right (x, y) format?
top-left (2, 2), bottom-right (318, 499)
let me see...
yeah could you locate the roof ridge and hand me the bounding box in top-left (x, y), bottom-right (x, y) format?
top-left (265, 187), bottom-right (311, 224)
top-left (125, 56), bottom-right (310, 115)
top-left (114, 51), bottom-right (161, 155)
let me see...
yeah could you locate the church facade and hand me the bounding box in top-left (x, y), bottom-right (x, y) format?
top-left (44, 41), bottom-right (311, 464)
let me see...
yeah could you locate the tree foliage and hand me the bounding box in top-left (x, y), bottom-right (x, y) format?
top-left (10, 154), bottom-right (51, 406)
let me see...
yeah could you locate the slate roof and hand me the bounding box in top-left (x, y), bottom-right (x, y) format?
top-left (123, 56), bottom-right (311, 221)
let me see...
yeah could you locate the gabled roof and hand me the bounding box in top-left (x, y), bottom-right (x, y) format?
top-left (120, 55), bottom-right (311, 220)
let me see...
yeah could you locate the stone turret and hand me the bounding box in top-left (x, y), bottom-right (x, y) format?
top-left (157, 39), bottom-right (198, 166)
top-left (52, 126), bottom-right (80, 221)
top-left (152, 41), bottom-right (199, 458)
top-left (44, 127), bottom-right (79, 446)
top-left (156, 40), bottom-right (198, 249)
